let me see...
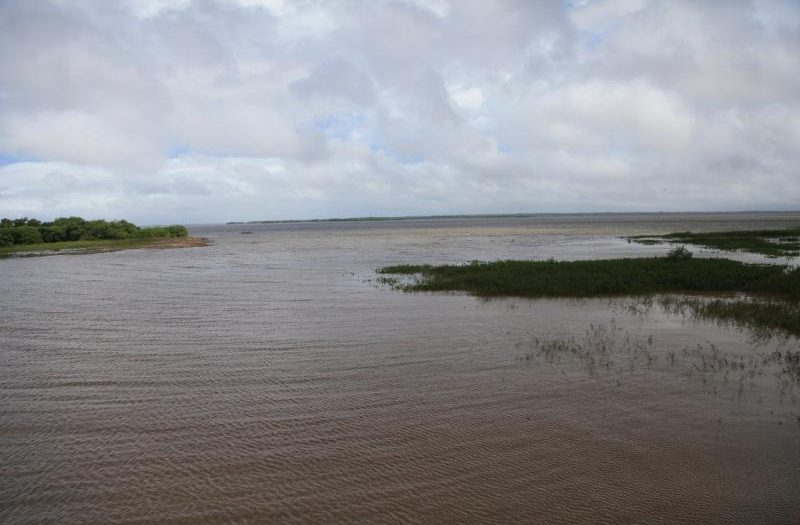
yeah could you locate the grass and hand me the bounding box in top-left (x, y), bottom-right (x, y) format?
top-left (659, 296), bottom-right (800, 338)
top-left (379, 257), bottom-right (800, 336)
top-left (0, 237), bottom-right (207, 258)
top-left (519, 321), bottom-right (800, 392)
top-left (379, 258), bottom-right (800, 301)
top-left (628, 227), bottom-right (800, 257)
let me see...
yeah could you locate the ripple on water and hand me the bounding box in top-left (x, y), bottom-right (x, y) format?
top-left (2, 215), bottom-right (800, 524)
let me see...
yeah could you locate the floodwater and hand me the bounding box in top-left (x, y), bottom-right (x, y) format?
top-left (1, 212), bottom-right (799, 524)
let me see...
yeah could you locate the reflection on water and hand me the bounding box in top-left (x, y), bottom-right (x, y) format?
top-left (1, 213), bottom-right (799, 524)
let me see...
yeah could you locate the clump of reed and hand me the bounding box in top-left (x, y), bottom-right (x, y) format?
top-left (515, 320), bottom-right (656, 378)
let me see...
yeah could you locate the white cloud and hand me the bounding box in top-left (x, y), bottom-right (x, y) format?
top-left (1, 110), bottom-right (167, 169)
top-left (0, 0), bottom-right (798, 222)
top-left (449, 86), bottom-right (484, 113)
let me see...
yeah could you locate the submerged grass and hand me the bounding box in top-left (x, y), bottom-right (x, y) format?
top-left (659, 296), bottom-right (800, 339)
top-left (379, 257), bottom-right (800, 336)
top-left (628, 227), bottom-right (800, 257)
top-left (519, 321), bottom-right (800, 398)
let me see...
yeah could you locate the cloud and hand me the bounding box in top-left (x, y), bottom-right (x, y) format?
top-left (0, 0), bottom-right (798, 222)
top-left (290, 58), bottom-right (377, 108)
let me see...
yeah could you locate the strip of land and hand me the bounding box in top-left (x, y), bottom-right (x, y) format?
top-left (379, 258), bottom-right (800, 300)
top-left (0, 236), bottom-right (209, 258)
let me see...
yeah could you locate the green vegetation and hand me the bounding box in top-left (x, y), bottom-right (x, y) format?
top-left (379, 258), bottom-right (800, 301)
top-left (382, 225), bottom-right (800, 337)
top-left (0, 217), bottom-right (188, 248)
top-left (0, 217), bottom-right (196, 257)
top-left (628, 227), bottom-right (800, 257)
top-left (665, 245), bottom-right (693, 260)
top-left (379, 256), bottom-right (800, 336)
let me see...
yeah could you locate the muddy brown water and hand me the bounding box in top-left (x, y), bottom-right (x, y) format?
top-left (2, 212), bottom-right (799, 524)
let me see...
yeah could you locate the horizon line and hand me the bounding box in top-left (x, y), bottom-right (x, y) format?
top-left (223, 209), bottom-right (800, 225)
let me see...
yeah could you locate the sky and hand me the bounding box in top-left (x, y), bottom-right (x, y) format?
top-left (0, 0), bottom-right (799, 224)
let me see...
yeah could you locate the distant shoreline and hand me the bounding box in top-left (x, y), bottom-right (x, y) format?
top-left (226, 210), bottom-right (800, 225)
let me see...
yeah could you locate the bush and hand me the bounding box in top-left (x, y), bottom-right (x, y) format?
top-left (166, 225), bottom-right (188, 237)
top-left (138, 226), bottom-right (170, 238)
top-left (0, 229), bottom-right (14, 247)
top-left (666, 246), bottom-right (693, 260)
top-left (12, 225), bottom-right (43, 245)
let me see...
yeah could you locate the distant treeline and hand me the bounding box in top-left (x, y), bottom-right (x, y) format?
top-left (0, 217), bottom-right (188, 246)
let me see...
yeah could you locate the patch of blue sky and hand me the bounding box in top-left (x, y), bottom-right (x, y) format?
top-left (394, 153), bottom-right (425, 164)
top-left (311, 113), bottom-right (366, 140)
top-left (579, 29), bottom-right (607, 49)
top-left (563, 0), bottom-right (592, 9)
top-left (169, 144), bottom-right (192, 158)
top-left (605, 137), bottom-right (634, 160)
top-left (367, 141), bottom-right (425, 165)
top-left (0, 153), bottom-right (40, 166)
top-left (301, 115), bottom-right (425, 164)
top-left (579, 14), bottom-right (625, 48)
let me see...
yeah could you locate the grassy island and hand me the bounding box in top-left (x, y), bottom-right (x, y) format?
top-left (0, 217), bottom-right (207, 258)
top-left (628, 227), bottom-right (800, 257)
top-left (379, 257), bottom-right (800, 300)
top-left (379, 250), bottom-right (800, 337)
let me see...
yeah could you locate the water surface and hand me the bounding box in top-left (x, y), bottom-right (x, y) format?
top-left (2, 212), bottom-right (799, 524)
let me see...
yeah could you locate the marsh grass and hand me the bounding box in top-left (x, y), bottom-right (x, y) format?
top-left (379, 257), bottom-right (800, 336)
top-left (379, 258), bottom-right (800, 301)
top-left (628, 227), bottom-right (800, 257)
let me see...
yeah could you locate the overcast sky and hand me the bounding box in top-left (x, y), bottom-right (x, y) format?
top-left (1, 0), bottom-right (798, 223)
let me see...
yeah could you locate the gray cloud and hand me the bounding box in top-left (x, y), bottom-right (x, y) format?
top-left (0, 0), bottom-right (798, 223)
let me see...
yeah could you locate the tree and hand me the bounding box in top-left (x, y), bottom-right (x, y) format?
top-left (12, 226), bottom-right (43, 245)
top-left (52, 217), bottom-right (87, 241)
top-left (0, 229), bottom-right (13, 247)
top-left (1, 216), bottom-right (189, 246)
